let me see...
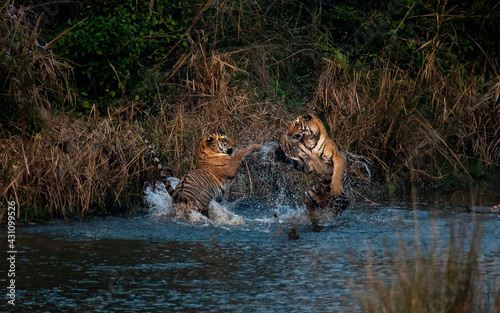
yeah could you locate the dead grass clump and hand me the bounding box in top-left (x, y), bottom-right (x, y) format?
top-left (360, 224), bottom-right (500, 313)
top-left (312, 51), bottom-right (500, 185)
top-left (0, 109), bottom-right (148, 220)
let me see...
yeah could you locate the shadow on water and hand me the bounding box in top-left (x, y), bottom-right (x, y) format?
top-left (1, 182), bottom-right (499, 312)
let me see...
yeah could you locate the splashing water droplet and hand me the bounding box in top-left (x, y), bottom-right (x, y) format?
top-left (208, 201), bottom-right (245, 225)
top-left (144, 177), bottom-right (245, 225)
top-left (144, 178), bottom-right (179, 218)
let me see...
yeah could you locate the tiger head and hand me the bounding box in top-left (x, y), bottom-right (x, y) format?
top-left (287, 113), bottom-right (327, 143)
top-left (197, 133), bottom-right (235, 159)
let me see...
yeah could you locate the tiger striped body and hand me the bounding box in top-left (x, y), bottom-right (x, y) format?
top-left (168, 165), bottom-right (227, 215)
top-left (142, 132), bottom-right (260, 218)
top-left (275, 114), bottom-right (349, 230)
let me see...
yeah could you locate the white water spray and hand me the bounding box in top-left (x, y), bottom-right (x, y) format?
top-left (144, 178), bottom-right (179, 218)
top-left (144, 178), bottom-right (245, 225)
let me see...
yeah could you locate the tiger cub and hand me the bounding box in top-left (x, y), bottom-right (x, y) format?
top-left (142, 132), bottom-right (261, 218)
top-left (275, 113), bottom-right (349, 230)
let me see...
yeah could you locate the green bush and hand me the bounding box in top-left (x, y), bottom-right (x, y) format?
top-left (53, 0), bottom-right (191, 108)
top-left (0, 2), bottom-right (72, 133)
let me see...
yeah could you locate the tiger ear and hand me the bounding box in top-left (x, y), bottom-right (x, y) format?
top-left (303, 113), bottom-right (312, 121)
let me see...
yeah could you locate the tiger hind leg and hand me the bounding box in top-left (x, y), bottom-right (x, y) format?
top-left (305, 182), bottom-right (349, 231)
top-left (199, 206), bottom-right (210, 219)
top-left (328, 194), bottom-right (350, 215)
top-left (305, 186), bottom-right (327, 232)
top-left (328, 173), bottom-right (351, 215)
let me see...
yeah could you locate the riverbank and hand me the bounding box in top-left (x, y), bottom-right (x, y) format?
top-left (1, 0), bottom-right (499, 221)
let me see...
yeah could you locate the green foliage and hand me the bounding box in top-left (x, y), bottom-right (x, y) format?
top-left (0, 2), bottom-right (71, 133)
top-left (305, 0), bottom-right (499, 78)
top-left (388, 0), bottom-right (499, 76)
top-left (273, 80), bottom-right (303, 111)
top-left (53, 0), bottom-right (191, 109)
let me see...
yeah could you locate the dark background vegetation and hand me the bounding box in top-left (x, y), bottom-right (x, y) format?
top-left (1, 0), bottom-right (499, 220)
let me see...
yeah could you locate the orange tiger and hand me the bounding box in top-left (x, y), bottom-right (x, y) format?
top-left (142, 132), bottom-right (261, 218)
top-left (275, 113), bottom-right (349, 231)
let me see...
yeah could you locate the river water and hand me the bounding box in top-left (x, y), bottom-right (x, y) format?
top-left (1, 182), bottom-right (499, 312)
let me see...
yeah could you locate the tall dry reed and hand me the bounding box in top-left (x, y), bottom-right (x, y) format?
top-left (148, 41), bottom-right (303, 202)
top-left (360, 223), bottom-right (500, 313)
top-left (2, 0), bottom-right (499, 220)
top-left (313, 55), bottom-right (499, 185)
top-left (0, 109), bottom-right (149, 220)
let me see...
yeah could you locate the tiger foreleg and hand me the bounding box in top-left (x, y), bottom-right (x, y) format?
top-left (328, 194), bottom-right (349, 216)
top-left (231, 144), bottom-right (261, 162)
top-left (330, 152), bottom-right (346, 196)
top-left (275, 145), bottom-right (311, 174)
top-left (222, 144), bottom-right (262, 178)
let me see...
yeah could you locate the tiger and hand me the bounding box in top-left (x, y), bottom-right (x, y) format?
top-left (275, 113), bottom-right (350, 231)
top-left (141, 132), bottom-right (261, 219)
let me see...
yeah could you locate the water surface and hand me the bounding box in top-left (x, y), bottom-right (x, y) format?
top-left (1, 185), bottom-right (499, 312)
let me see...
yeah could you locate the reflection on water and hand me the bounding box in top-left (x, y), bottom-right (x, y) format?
top-left (1, 186), bottom-right (499, 312)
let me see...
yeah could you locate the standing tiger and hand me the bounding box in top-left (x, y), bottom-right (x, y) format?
top-left (141, 132), bottom-right (261, 219)
top-left (275, 113), bottom-right (350, 231)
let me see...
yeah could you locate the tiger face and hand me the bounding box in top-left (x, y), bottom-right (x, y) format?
top-left (287, 113), bottom-right (322, 143)
top-left (198, 133), bottom-right (235, 159)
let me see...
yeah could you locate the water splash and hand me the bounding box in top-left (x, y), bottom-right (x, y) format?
top-left (343, 150), bottom-right (372, 182)
top-left (268, 204), bottom-right (306, 224)
top-left (208, 201), bottom-right (245, 225)
top-left (142, 141), bottom-right (364, 227)
top-left (258, 141), bottom-right (279, 163)
top-left (144, 178), bottom-right (245, 226)
top-left (144, 178), bottom-right (179, 218)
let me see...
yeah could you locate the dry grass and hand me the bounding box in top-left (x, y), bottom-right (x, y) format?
top-left (360, 224), bottom-right (500, 313)
top-left (146, 42), bottom-right (303, 202)
top-left (313, 55), bottom-right (500, 184)
top-left (0, 109), bottom-right (148, 220)
top-left (0, 2), bottom-right (151, 221)
top-left (169, 0), bottom-right (500, 189)
top-left (140, 0), bottom-right (500, 203)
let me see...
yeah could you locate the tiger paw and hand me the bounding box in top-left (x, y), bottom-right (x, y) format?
top-left (328, 192), bottom-right (349, 214)
top-left (330, 184), bottom-right (344, 197)
top-left (274, 145), bottom-right (288, 163)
